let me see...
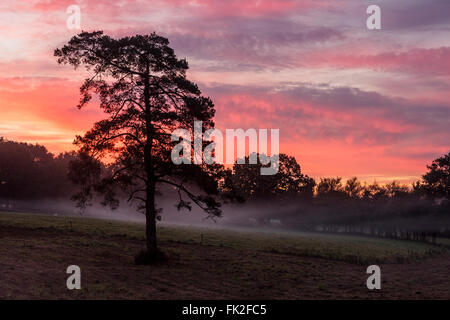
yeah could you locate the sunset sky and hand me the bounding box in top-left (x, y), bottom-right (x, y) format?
top-left (1, 0), bottom-right (449, 183)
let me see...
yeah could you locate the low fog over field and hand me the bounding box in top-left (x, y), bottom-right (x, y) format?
top-left (3, 194), bottom-right (450, 245)
top-left (1, 138), bottom-right (449, 243)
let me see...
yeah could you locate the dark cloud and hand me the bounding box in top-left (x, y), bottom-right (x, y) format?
top-left (166, 20), bottom-right (344, 71)
top-left (381, 0), bottom-right (450, 29)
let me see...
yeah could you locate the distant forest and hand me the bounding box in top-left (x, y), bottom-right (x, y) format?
top-left (0, 137), bottom-right (449, 241)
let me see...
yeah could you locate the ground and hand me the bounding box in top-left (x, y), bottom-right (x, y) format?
top-left (0, 212), bottom-right (449, 299)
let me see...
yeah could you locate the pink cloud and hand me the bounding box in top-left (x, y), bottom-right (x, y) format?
top-left (307, 47), bottom-right (450, 76)
top-left (177, 0), bottom-right (323, 18)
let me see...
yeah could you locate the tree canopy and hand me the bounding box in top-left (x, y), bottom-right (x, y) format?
top-left (418, 152), bottom-right (450, 200)
top-left (228, 153), bottom-right (315, 201)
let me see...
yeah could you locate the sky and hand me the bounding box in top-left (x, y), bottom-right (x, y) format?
top-left (0, 0), bottom-right (449, 183)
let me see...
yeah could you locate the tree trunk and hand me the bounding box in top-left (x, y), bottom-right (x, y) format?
top-left (145, 182), bottom-right (157, 256)
top-left (143, 68), bottom-right (157, 258)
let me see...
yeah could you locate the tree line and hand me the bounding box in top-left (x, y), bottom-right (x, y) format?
top-left (224, 151), bottom-right (450, 203)
top-left (224, 151), bottom-right (450, 242)
top-left (1, 137), bottom-right (448, 213)
top-left (0, 138), bottom-right (78, 201)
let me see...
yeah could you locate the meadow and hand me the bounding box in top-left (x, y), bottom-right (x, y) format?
top-left (0, 211), bottom-right (449, 299)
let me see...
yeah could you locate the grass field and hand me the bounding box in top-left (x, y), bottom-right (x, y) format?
top-left (1, 211), bottom-right (449, 299)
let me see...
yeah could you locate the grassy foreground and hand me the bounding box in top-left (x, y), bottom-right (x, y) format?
top-left (0, 211), bottom-right (449, 299)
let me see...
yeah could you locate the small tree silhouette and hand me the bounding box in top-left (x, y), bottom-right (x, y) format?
top-left (417, 152), bottom-right (450, 200)
top-left (229, 153), bottom-right (314, 200)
